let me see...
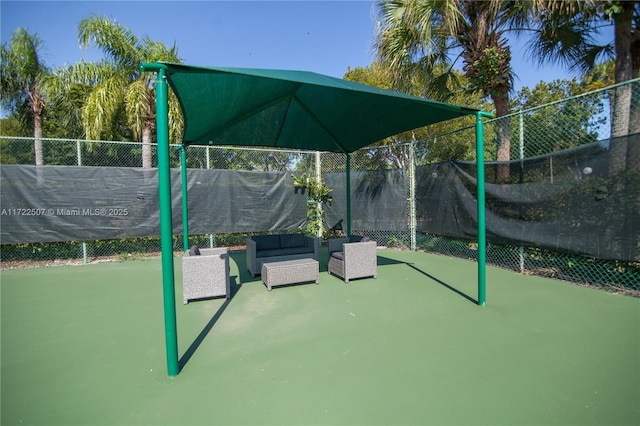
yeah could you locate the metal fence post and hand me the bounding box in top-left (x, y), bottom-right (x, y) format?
top-left (315, 151), bottom-right (323, 238)
top-left (206, 146), bottom-right (214, 248)
top-left (409, 139), bottom-right (417, 251)
top-left (519, 110), bottom-right (525, 273)
top-left (346, 153), bottom-right (352, 237)
top-left (76, 139), bottom-right (89, 264)
top-left (179, 146), bottom-right (189, 252)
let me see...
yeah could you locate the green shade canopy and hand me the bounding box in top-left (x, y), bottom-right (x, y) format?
top-left (139, 62), bottom-right (490, 376)
top-left (149, 62), bottom-right (479, 153)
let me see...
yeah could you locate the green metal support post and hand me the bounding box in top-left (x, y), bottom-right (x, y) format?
top-left (179, 146), bottom-right (189, 252)
top-left (346, 153), bottom-right (351, 237)
top-left (144, 63), bottom-right (180, 376)
top-left (475, 111), bottom-right (493, 306)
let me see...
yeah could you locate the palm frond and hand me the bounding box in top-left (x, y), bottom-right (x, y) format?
top-left (124, 79), bottom-right (151, 141)
top-left (526, 12), bottom-right (612, 74)
top-left (78, 16), bottom-right (140, 73)
top-left (140, 36), bottom-right (182, 63)
top-left (375, 0), bottom-right (457, 90)
top-left (1, 28), bottom-right (49, 110)
top-left (168, 89), bottom-right (184, 144)
top-left (81, 75), bottom-right (127, 140)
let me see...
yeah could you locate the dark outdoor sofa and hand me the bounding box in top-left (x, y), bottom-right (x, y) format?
top-left (246, 233), bottom-right (320, 277)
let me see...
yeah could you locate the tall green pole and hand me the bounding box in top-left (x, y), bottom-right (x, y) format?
top-left (179, 146), bottom-right (189, 252)
top-left (346, 153), bottom-right (352, 237)
top-left (475, 111), bottom-right (493, 306)
top-left (156, 68), bottom-right (180, 376)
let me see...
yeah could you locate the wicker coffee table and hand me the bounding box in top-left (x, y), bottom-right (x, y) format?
top-left (261, 258), bottom-right (319, 291)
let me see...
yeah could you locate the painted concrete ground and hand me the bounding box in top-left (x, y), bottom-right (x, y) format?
top-left (2, 248), bottom-right (638, 425)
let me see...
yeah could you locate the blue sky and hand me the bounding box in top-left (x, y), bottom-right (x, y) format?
top-left (2, 0), bottom-right (614, 92)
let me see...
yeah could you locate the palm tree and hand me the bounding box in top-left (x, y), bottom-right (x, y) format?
top-left (374, 1), bottom-right (635, 166)
top-left (0, 28), bottom-right (49, 165)
top-left (344, 61), bottom-right (486, 165)
top-left (528, 1), bottom-right (638, 171)
top-left (606, 1), bottom-right (638, 139)
top-left (526, 1), bottom-right (637, 134)
top-left (44, 60), bottom-right (120, 140)
top-left (375, 0), bottom-right (534, 171)
top-left (603, 1), bottom-right (638, 137)
top-left (75, 16), bottom-right (183, 168)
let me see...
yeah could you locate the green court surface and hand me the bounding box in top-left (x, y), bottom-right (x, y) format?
top-left (1, 248), bottom-right (638, 425)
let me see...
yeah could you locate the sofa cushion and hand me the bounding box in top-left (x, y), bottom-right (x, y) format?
top-left (256, 248), bottom-right (284, 258)
top-left (280, 233), bottom-right (306, 248)
top-left (280, 246), bottom-right (314, 256)
top-left (253, 235), bottom-right (281, 250)
top-left (257, 246), bottom-right (314, 258)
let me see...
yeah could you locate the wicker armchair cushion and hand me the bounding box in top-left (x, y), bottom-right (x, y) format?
top-left (349, 235), bottom-right (370, 243)
top-left (331, 237), bottom-right (370, 261)
top-left (330, 251), bottom-right (344, 260)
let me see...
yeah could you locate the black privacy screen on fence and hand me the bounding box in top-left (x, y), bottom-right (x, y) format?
top-left (1, 134), bottom-right (638, 262)
top-left (416, 134), bottom-right (639, 262)
top-left (0, 166), bottom-right (306, 244)
top-left (324, 170), bottom-right (409, 233)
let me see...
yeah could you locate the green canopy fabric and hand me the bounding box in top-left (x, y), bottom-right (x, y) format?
top-left (154, 62), bottom-right (479, 153)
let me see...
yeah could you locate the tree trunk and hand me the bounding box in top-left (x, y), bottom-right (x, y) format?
top-left (493, 90), bottom-right (511, 181)
top-left (606, 4), bottom-right (635, 261)
top-left (609, 4), bottom-right (634, 173)
top-left (629, 35), bottom-right (640, 137)
top-left (610, 85), bottom-right (630, 173)
top-left (628, 81), bottom-right (640, 173)
top-left (611, 2), bottom-right (634, 135)
top-left (34, 112), bottom-right (43, 166)
top-left (612, 87), bottom-right (631, 138)
top-left (627, 23), bottom-right (639, 173)
top-left (142, 125), bottom-right (153, 168)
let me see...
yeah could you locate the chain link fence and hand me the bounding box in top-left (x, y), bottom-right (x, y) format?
top-left (1, 80), bottom-right (638, 295)
top-left (440, 80), bottom-right (640, 295)
top-left (0, 139), bottom-right (319, 264)
top-left (322, 80), bottom-right (640, 295)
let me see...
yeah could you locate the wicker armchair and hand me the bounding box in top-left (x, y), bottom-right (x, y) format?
top-left (327, 236), bottom-right (377, 282)
top-left (181, 246), bottom-right (230, 304)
